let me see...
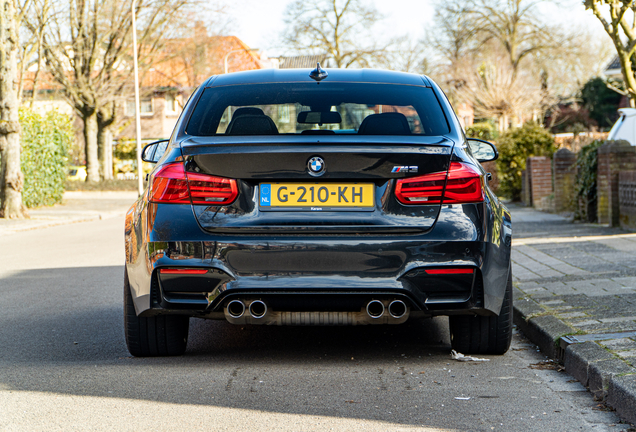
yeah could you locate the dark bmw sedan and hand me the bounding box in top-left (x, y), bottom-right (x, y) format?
top-left (124, 66), bottom-right (512, 357)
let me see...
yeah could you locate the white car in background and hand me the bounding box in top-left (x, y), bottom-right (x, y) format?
top-left (608, 107), bottom-right (636, 145)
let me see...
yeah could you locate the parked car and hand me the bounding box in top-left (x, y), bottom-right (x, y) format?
top-left (607, 107), bottom-right (636, 145)
top-left (67, 165), bottom-right (87, 181)
top-left (124, 67), bottom-right (513, 357)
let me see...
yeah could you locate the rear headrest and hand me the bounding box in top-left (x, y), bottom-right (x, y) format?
top-left (225, 114), bottom-right (279, 135)
top-left (232, 107), bottom-right (264, 118)
top-left (358, 113), bottom-right (411, 135)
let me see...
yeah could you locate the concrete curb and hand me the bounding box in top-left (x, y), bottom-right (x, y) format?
top-left (513, 288), bottom-right (636, 425)
top-left (0, 210), bottom-right (127, 236)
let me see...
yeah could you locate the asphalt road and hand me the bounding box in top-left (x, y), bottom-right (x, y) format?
top-left (0, 217), bottom-right (631, 431)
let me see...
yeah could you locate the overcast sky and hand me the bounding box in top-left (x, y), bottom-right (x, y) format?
top-left (225, 0), bottom-right (608, 58)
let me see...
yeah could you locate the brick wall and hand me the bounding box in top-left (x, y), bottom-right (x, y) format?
top-left (597, 141), bottom-right (636, 226)
top-left (619, 171), bottom-right (636, 230)
top-left (553, 148), bottom-right (577, 212)
top-left (521, 170), bottom-right (530, 206)
top-left (528, 156), bottom-right (553, 211)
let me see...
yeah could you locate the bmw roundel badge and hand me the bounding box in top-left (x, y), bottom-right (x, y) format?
top-left (307, 156), bottom-right (326, 177)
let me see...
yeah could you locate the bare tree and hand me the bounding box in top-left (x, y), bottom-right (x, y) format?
top-left (427, 0), bottom-right (483, 104)
top-left (0, 0), bottom-right (30, 218)
top-left (376, 37), bottom-right (429, 74)
top-left (28, 0), bottom-right (199, 182)
top-left (429, 0), bottom-right (585, 130)
top-left (459, 50), bottom-right (544, 130)
top-left (281, 0), bottom-right (387, 68)
top-left (585, 0), bottom-right (636, 107)
top-left (467, 0), bottom-right (560, 78)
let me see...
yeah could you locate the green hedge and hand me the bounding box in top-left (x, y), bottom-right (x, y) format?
top-left (496, 122), bottom-right (556, 201)
top-left (466, 121), bottom-right (496, 141)
top-left (574, 140), bottom-right (605, 221)
top-left (20, 109), bottom-right (73, 208)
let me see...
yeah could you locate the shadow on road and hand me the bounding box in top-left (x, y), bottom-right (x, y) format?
top-left (0, 265), bottom-right (463, 428)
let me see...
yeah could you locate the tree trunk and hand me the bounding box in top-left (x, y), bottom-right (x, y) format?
top-left (97, 125), bottom-right (113, 180)
top-left (0, 0), bottom-right (27, 218)
top-left (83, 111), bottom-right (100, 182)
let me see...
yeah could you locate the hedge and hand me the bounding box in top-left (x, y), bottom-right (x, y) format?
top-left (495, 122), bottom-right (556, 201)
top-left (20, 109), bottom-right (73, 208)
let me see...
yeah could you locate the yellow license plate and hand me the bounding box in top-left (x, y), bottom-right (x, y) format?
top-left (259, 183), bottom-right (374, 210)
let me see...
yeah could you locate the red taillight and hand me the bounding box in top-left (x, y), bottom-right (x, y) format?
top-left (395, 162), bottom-right (484, 205)
top-left (149, 163), bottom-right (190, 203)
top-left (149, 162), bottom-right (238, 205)
top-left (425, 268), bottom-right (474, 275)
top-left (395, 170), bottom-right (446, 204)
top-left (160, 268), bottom-right (208, 275)
top-left (187, 171), bottom-right (238, 205)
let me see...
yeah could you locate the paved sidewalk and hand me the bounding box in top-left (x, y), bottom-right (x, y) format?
top-left (510, 203), bottom-right (636, 424)
top-left (0, 191), bottom-right (137, 236)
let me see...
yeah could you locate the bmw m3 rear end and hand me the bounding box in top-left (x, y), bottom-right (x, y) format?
top-left (124, 67), bottom-right (513, 357)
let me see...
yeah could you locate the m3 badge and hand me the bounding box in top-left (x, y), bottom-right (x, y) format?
top-left (391, 166), bottom-right (418, 173)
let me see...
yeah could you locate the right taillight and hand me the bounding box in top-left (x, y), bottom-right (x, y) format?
top-left (149, 162), bottom-right (238, 205)
top-left (395, 162), bottom-right (484, 205)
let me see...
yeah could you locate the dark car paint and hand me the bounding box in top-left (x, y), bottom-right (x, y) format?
top-left (125, 69), bottom-right (511, 323)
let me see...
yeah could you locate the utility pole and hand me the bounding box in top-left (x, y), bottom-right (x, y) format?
top-left (132, 0), bottom-right (143, 196)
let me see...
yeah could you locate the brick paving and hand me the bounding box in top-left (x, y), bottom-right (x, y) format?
top-left (511, 203), bottom-right (636, 368)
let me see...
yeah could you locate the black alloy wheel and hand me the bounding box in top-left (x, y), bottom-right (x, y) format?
top-left (449, 266), bottom-right (513, 355)
top-left (124, 268), bottom-right (189, 356)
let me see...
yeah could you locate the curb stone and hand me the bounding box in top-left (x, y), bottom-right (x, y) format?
top-left (564, 342), bottom-right (614, 386)
top-left (513, 292), bottom-right (636, 425)
top-left (607, 375), bottom-right (636, 425)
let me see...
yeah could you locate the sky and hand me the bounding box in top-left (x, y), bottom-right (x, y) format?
top-left (225, 0), bottom-right (609, 59)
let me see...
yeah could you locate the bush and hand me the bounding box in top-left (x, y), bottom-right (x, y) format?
top-left (496, 122), bottom-right (556, 201)
top-left (574, 139), bottom-right (605, 221)
top-left (20, 109), bottom-right (73, 208)
top-left (466, 121), bottom-right (496, 141)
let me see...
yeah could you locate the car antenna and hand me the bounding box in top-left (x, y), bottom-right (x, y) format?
top-left (309, 63), bottom-right (328, 82)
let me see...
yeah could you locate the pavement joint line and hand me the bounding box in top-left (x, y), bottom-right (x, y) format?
top-left (513, 232), bottom-right (636, 246)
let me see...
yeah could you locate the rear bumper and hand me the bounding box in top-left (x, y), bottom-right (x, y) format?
top-left (125, 201), bottom-right (512, 319)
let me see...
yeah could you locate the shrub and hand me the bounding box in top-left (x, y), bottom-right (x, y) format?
top-left (574, 139), bottom-right (605, 222)
top-left (496, 121), bottom-right (556, 200)
top-left (20, 109), bottom-right (73, 208)
top-left (466, 121), bottom-right (496, 141)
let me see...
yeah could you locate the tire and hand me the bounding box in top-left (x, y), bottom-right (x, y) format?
top-left (449, 266), bottom-right (513, 355)
top-left (124, 268), bottom-right (189, 357)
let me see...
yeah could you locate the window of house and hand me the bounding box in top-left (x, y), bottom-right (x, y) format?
top-left (165, 94), bottom-right (177, 114)
top-left (126, 97), bottom-right (153, 116)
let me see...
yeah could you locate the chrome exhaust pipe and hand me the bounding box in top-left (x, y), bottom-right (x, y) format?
top-left (227, 300), bottom-right (245, 319)
top-left (388, 300), bottom-right (407, 319)
top-left (366, 300), bottom-right (385, 318)
top-left (249, 300), bottom-right (267, 319)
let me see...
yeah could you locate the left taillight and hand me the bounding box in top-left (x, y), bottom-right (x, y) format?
top-left (149, 162), bottom-right (238, 205)
top-left (395, 162), bottom-right (484, 205)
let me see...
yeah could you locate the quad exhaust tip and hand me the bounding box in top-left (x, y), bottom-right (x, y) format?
top-left (227, 300), bottom-right (245, 318)
top-left (366, 300), bottom-right (385, 318)
top-left (388, 300), bottom-right (407, 319)
top-left (249, 300), bottom-right (267, 318)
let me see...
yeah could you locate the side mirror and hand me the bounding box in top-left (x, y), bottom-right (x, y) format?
top-left (467, 138), bottom-right (498, 163)
top-left (141, 139), bottom-right (170, 163)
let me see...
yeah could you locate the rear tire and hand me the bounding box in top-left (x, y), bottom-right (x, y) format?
top-left (124, 268), bottom-right (189, 357)
top-left (449, 267), bottom-right (512, 355)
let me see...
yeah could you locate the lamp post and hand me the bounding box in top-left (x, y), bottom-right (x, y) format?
top-left (224, 48), bottom-right (259, 74)
top-left (132, 0), bottom-right (143, 196)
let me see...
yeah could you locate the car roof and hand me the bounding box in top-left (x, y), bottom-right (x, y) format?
top-left (618, 108), bottom-right (636, 117)
top-left (206, 68), bottom-right (431, 88)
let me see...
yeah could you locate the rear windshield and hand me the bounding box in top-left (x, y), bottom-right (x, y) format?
top-left (186, 83), bottom-right (450, 136)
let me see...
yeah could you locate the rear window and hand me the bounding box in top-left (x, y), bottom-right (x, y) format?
top-left (186, 83), bottom-right (450, 136)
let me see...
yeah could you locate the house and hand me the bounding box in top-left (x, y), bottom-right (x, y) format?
top-left (21, 31), bottom-right (267, 143)
top-left (117, 33), bottom-right (266, 140)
